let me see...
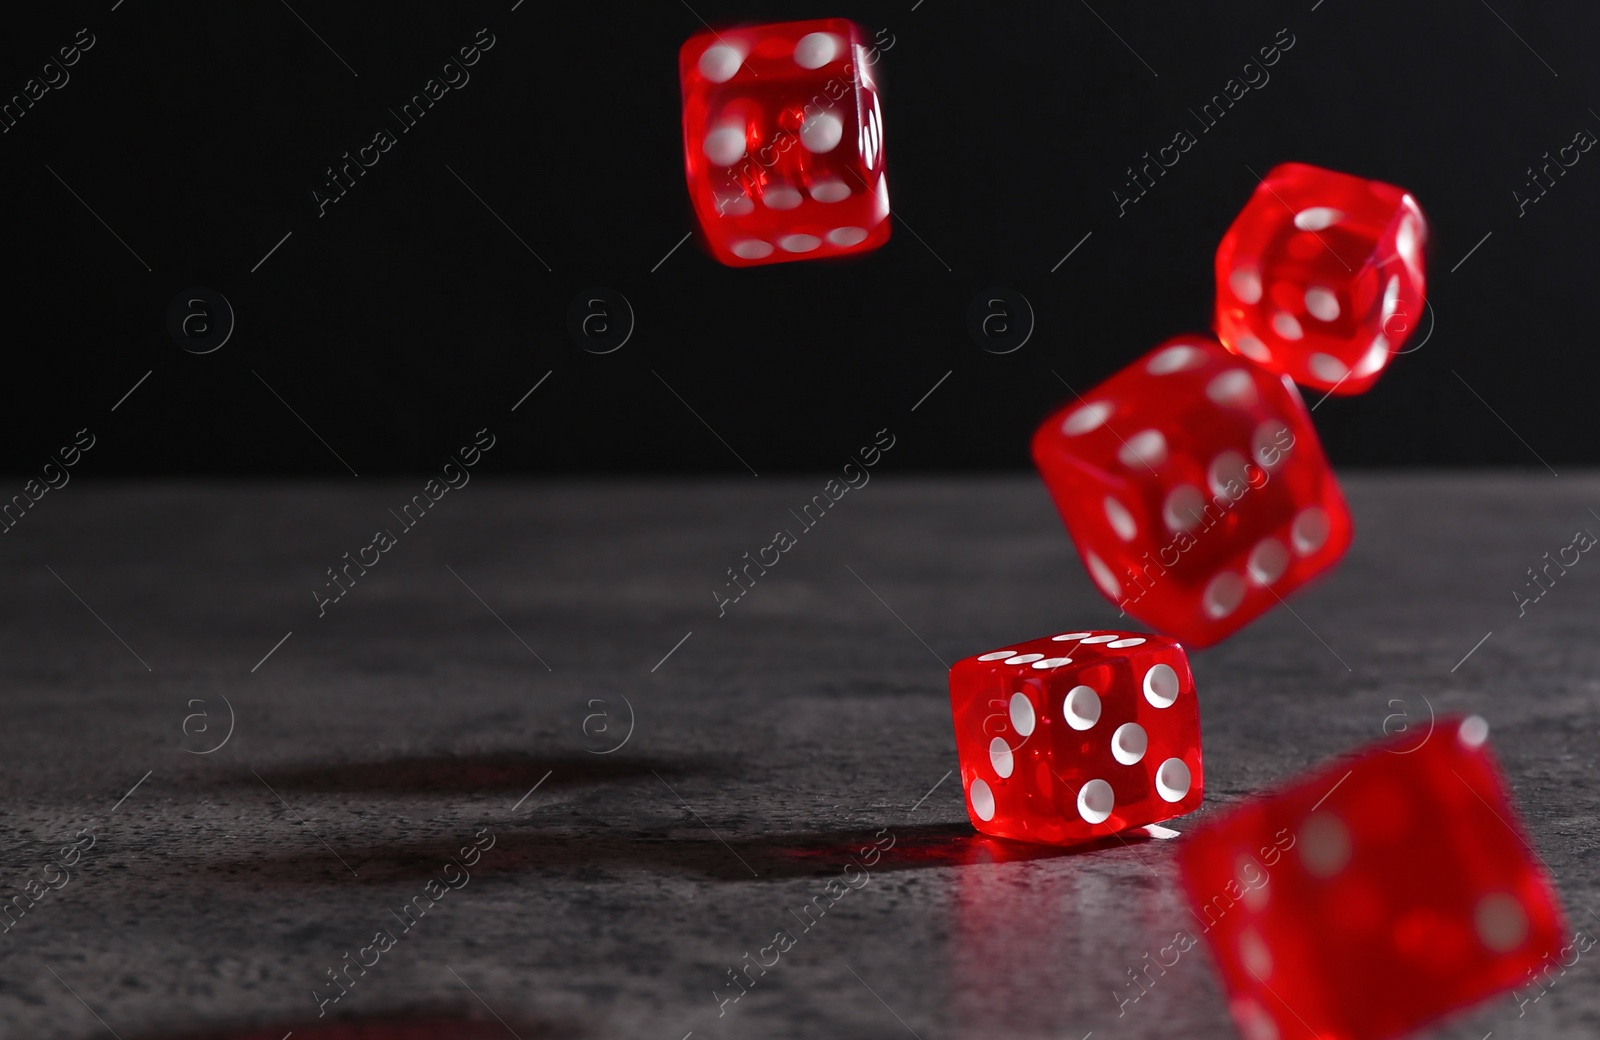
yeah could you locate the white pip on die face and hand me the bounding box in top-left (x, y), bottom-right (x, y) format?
top-left (951, 630), bottom-right (1204, 846)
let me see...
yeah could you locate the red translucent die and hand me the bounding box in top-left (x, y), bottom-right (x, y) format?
top-left (949, 629), bottom-right (1203, 846)
top-left (1215, 162), bottom-right (1428, 395)
top-left (679, 19), bottom-right (890, 267)
top-left (1031, 334), bottom-right (1352, 647)
top-left (1178, 716), bottom-right (1566, 1040)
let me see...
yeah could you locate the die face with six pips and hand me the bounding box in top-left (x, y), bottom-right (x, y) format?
top-left (949, 630), bottom-right (1203, 846)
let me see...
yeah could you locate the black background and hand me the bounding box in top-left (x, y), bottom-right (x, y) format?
top-left (0, 0), bottom-right (1593, 475)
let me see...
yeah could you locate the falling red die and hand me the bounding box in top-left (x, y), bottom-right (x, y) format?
top-left (1178, 716), bottom-right (1567, 1040)
top-left (1032, 334), bottom-right (1351, 647)
top-left (949, 630), bottom-right (1203, 845)
top-left (1214, 161), bottom-right (1429, 395)
top-left (679, 18), bottom-right (890, 267)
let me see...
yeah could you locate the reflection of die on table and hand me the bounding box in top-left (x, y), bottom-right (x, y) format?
top-left (1033, 335), bottom-right (1352, 647)
top-left (679, 19), bottom-right (890, 266)
top-left (1179, 715), bottom-right (1567, 1040)
top-left (949, 630), bottom-right (1203, 846)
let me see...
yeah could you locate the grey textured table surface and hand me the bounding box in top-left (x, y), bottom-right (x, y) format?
top-left (2, 475), bottom-right (1597, 1040)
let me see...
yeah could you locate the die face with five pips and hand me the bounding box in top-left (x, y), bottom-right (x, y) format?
top-left (949, 629), bottom-right (1203, 846)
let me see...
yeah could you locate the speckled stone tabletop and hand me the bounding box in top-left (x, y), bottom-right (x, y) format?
top-left (1, 475), bottom-right (1596, 1039)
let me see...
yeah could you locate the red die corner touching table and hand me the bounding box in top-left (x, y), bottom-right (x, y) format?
top-left (949, 629), bottom-right (1203, 847)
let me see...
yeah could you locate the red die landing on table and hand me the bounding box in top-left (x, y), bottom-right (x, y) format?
top-left (679, 19), bottom-right (890, 267)
top-left (949, 629), bottom-right (1202, 846)
top-left (1032, 334), bottom-right (1351, 647)
top-left (1179, 716), bottom-right (1566, 1040)
top-left (1215, 162), bottom-right (1428, 395)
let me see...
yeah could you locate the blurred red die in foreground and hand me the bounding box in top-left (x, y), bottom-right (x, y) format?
top-left (1178, 715), bottom-right (1566, 1040)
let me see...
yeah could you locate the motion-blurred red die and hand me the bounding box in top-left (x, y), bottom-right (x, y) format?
top-left (949, 629), bottom-right (1202, 846)
top-left (678, 19), bottom-right (890, 266)
top-left (1178, 716), bottom-right (1566, 1040)
top-left (1032, 334), bottom-right (1351, 647)
top-left (1215, 162), bottom-right (1428, 395)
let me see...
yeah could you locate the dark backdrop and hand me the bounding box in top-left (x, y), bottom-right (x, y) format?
top-left (1, 0), bottom-right (1592, 475)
